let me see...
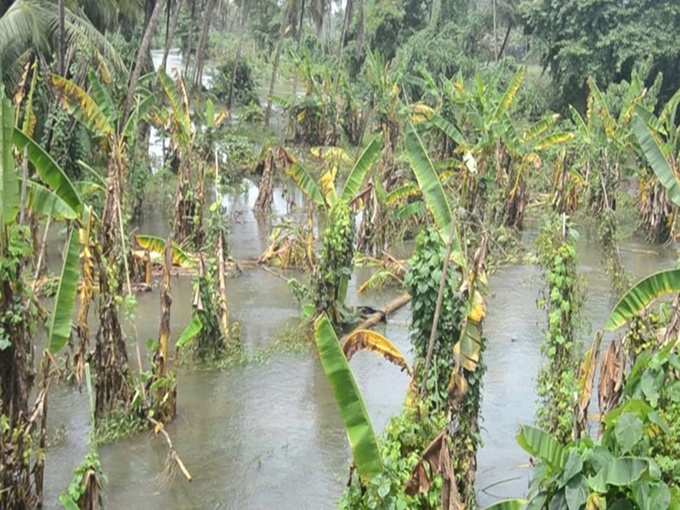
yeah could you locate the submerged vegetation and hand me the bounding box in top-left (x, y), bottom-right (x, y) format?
top-left (1, 0), bottom-right (680, 508)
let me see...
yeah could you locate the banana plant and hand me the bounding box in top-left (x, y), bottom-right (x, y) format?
top-left (287, 135), bottom-right (383, 209)
top-left (632, 89), bottom-right (680, 242)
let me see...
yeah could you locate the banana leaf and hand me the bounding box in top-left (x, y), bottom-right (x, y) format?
top-left (633, 114), bottom-right (680, 207)
top-left (430, 114), bottom-right (465, 145)
top-left (26, 180), bottom-right (78, 220)
top-left (176, 316), bottom-right (202, 349)
top-left (494, 67), bottom-right (526, 119)
top-left (48, 228), bottom-right (81, 353)
top-left (314, 314), bottom-right (383, 482)
top-left (135, 234), bottom-right (194, 268)
top-left (14, 129), bottom-right (83, 215)
top-left (404, 124), bottom-right (454, 244)
top-left (0, 91), bottom-right (18, 225)
top-left (516, 425), bottom-right (566, 470)
top-left (340, 136), bottom-right (382, 202)
top-left (287, 163), bottom-right (325, 207)
top-left (605, 268), bottom-right (680, 330)
top-left (342, 329), bottom-right (410, 373)
top-left (49, 74), bottom-right (114, 137)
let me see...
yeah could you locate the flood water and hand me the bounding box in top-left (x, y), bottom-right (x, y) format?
top-left (40, 51), bottom-right (678, 509)
top-left (41, 174), bottom-right (676, 509)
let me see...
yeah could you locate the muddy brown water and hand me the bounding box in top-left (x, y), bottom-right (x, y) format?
top-left (38, 50), bottom-right (677, 509)
top-left (41, 177), bottom-right (677, 509)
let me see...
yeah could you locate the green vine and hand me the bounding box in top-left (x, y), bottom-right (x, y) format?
top-left (312, 200), bottom-right (355, 327)
top-left (404, 228), bottom-right (464, 411)
top-left (536, 216), bottom-right (583, 443)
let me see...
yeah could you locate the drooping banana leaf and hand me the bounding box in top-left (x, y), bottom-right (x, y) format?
top-left (340, 136), bottom-right (382, 202)
top-left (26, 180), bottom-right (78, 220)
top-left (342, 329), bottom-right (410, 374)
top-left (135, 234), bottom-right (194, 268)
top-left (516, 425), bottom-right (566, 470)
top-left (633, 114), bottom-right (680, 207)
top-left (14, 129), bottom-right (83, 214)
top-left (0, 91), bottom-right (18, 225)
top-left (605, 268), bottom-right (680, 330)
top-left (47, 228), bottom-right (81, 353)
top-left (314, 314), bottom-right (383, 482)
top-left (157, 71), bottom-right (191, 143)
top-left (49, 74), bottom-right (114, 137)
top-left (287, 163), bottom-right (325, 207)
top-left (430, 114), bottom-right (465, 145)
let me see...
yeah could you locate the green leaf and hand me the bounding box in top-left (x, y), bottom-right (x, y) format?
top-left (314, 314), bottom-right (383, 482)
top-left (516, 425), bottom-right (566, 470)
top-left (605, 269), bottom-right (680, 330)
top-left (176, 316), bottom-right (202, 349)
top-left (404, 123), bottom-right (457, 249)
top-left (341, 136), bottom-right (382, 202)
top-left (615, 413), bottom-right (644, 454)
top-left (286, 163), bottom-right (325, 207)
top-left (15, 129), bottom-right (82, 215)
top-left (633, 113), bottom-right (680, 207)
top-left (25, 180), bottom-right (77, 220)
top-left (48, 229), bottom-right (81, 353)
top-left (560, 451), bottom-right (584, 487)
top-left (0, 91), bottom-right (18, 225)
top-left (565, 475), bottom-right (587, 510)
top-left (430, 114), bottom-right (465, 145)
top-left (633, 481), bottom-right (671, 510)
top-left (604, 457), bottom-right (649, 487)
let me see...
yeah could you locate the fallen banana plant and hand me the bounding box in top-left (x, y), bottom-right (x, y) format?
top-left (134, 234), bottom-right (196, 268)
top-left (342, 329), bottom-right (411, 374)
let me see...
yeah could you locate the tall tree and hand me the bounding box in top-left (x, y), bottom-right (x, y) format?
top-left (521, 0), bottom-right (680, 106)
top-left (124, 0), bottom-right (163, 120)
top-left (162, 0), bottom-right (186, 72)
top-left (193, 0), bottom-right (219, 88)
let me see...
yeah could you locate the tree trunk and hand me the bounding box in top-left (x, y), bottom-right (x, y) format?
top-left (339, 0), bottom-right (353, 50)
top-left (193, 0), bottom-right (218, 88)
top-left (124, 0), bottom-right (163, 121)
top-left (162, 0), bottom-right (185, 73)
top-left (58, 0), bottom-right (65, 74)
top-left (264, 40), bottom-right (283, 127)
top-left (356, 0), bottom-right (364, 57)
